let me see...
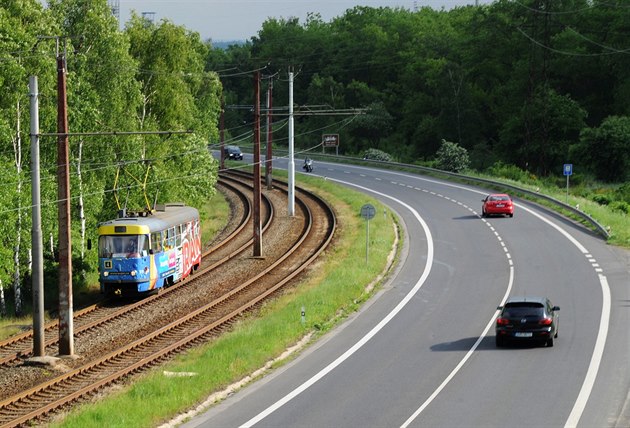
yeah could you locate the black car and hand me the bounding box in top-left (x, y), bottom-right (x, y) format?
top-left (224, 145), bottom-right (243, 160)
top-left (495, 296), bottom-right (559, 347)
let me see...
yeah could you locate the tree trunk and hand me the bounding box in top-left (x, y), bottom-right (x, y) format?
top-left (76, 140), bottom-right (86, 280)
top-left (12, 98), bottom-right (23, 317)
top-left (0, 280), bottom-right (6, 317)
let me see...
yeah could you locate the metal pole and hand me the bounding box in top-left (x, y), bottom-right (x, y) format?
top-left (57, 52), bottom-right (74, 356)
top-left (288, 70), bottom-right (295, 216)
top-left (29, 76), bottom-right (45, 357)
top-left (265, 78), bottom-right (273, 190)
top-left (253, 71), bottom-right (262, 257)
top-left (366, 218), bottom-right (370, 264)
top-left (220, 93), bottom-right (225, 170)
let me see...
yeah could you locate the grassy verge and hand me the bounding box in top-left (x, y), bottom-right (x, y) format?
top-left (52, 173), bottom-right (399, 428)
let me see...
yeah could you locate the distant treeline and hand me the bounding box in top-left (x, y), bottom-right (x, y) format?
top-left (209, 1), bottom-right (630, 183)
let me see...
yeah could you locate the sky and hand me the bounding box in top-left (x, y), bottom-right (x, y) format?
top-left (114, 0), bottom-right (491, 42)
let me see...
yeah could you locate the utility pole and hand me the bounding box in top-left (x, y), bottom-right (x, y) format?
top-left (57, 45), bottom-right (74, 356)
top-left (265, 77), bottom-right (273, 190)
top-left (220, 93), bottom-right (225, 170)
top-left (29, 76), bottom-right (45, 357)
top-left (253, 71), bottom-right (262, 257)
top-left (288, 70), bottom-right (295, 216)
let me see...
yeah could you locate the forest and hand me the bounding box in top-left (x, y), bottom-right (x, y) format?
top-left (0, 0), bottom-right (629, 316)
top-left (213, 0), bottom-right (630, 182)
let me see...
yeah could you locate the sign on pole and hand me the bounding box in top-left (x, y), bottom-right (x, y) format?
top-left (360, 204), bottom-right (376, 264)
top-left (563, 164), bottom-right (573, 203)
top-left (322, 134), bottom-right (339, 155)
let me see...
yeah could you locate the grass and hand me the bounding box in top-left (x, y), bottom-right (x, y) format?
top-left (50, 172), bottom-right (399, 427)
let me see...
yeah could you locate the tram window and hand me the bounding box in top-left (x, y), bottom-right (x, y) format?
top-left (167, 227), bottom-right (176, 249)
top-left (176, 224), bottom-right (182, 247)
top-left (137, 235), bottom-right (149, 256)
top-left (151, 232), bottom-right (162, 252)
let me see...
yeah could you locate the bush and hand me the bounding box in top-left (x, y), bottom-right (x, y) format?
top-left (362, 148), bottom-right (393, 162)
top-left (614, 183), bottom-right (630, 204)
top-left (435, 140), bottom-right (470, 173)
top-left (486, 161), bottom-right (529, 182)
top-left (592, 194), bottom-right (613, 206)
top-left (609, 201), bottom-right (629, 215)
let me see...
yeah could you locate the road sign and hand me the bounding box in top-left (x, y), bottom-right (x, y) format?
top-left (360, 203), bottom-right (376, 220)
top-left (563, 164), bottom-right (573, 203)
top-left (322, 134), bottom-right (339, 147)
top-left (360, 204), bottom-right (376, 264)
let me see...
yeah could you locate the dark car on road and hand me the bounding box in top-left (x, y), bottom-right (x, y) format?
top-left (481, 193), bottom-right (514, 218)
top-left (224, 145), bottom-right (243, 160)
top-left (495, 296), bottom-right (559, 347)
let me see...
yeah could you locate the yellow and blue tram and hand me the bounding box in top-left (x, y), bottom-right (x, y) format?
top-left (97, 203), bottom-right (202, 296)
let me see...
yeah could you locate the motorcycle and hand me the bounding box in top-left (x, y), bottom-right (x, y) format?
top-left (303, 158), bottom-right (313, 173)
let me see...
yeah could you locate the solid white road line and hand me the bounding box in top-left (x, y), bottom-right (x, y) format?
top-left (239, 180), bottom-right (434, 428)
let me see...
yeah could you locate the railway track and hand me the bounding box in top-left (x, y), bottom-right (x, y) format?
top-left (0, 177), bottom-right (262, 368)
top-left (0, 172), bottom-right (335, 427)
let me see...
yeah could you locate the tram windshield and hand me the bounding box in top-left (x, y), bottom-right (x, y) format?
top-left (99, 235), bottom-right (149, 258)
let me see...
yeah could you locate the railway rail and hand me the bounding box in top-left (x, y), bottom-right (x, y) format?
top-left (0, 172), bottom-right (336, 427)
top-left (0, 177), bottom-right (261, 368)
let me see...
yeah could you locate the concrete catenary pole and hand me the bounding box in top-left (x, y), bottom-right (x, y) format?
top-left (57, 51), bottom-right (74, 356)
top-left (265, 77), bottom-right (273, 190)
top-left (29, 76), bottom-right (45, 357)
top-left (220, 93), bottom-right (225, 170)
top-left (253, 71), bottom-right (262, 257)
top-left (288, 70), bottom-right (295, 216)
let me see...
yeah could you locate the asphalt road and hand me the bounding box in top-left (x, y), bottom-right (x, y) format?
top-left (184, 158), bottom-right (630, 428)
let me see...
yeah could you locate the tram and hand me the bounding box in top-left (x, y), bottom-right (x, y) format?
top-left (97, 203), bottom-right (202, 296)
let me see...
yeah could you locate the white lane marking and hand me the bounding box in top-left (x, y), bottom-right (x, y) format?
top-left (565, 274), bottom-right (611, 427)
top-left (276, 164), bottom-right (607, 426)
top-left (401, 265), bottom-right (514, 428)
top-left (335, 165), bottom-right (609, 426)
top-left (239, 179), bottom-right (435, 428)
top-left (378, 168), bottom-right (610, 427)
top-left (512, 205), bottom-right (610, 428)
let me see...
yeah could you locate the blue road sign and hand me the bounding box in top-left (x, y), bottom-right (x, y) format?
top-left (564, 164), bottom-right (573, 176)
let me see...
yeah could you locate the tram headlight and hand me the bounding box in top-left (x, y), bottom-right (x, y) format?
top-left (103, 271), bottom-right (109, 277)
top-left (130, 270), bottom-right (137, 277)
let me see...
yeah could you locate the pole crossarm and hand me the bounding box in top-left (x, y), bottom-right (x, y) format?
top-left (225, 105), bottom-right (367, 117)
top-left (33, 130), bottom-right (193, 137)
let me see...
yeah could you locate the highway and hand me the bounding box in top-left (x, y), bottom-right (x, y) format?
top-left (184, 159), bottom-right (630, 428)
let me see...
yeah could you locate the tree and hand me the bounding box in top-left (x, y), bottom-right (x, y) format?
top-left (499, 87), bottom-right (586, 175)
top-left (573, 116), bottom-right (630, 183)
top-left (435, 139), bottom-right (470, 173)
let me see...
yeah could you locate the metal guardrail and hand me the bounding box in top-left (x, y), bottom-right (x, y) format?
top-left (285, 150), bottom-right (610, 240)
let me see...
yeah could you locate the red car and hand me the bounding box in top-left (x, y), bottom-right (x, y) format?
top-left (481, 193), bottom-right (514, 217)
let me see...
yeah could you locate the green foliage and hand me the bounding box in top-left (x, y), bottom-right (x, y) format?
top-left (362, 148), bottom-right (392, 162)
top-left (591, 194), bottom-right (612, 206)
top-left (486, 161), bottom-right (531, 183)
top-left (614, 183), bottom-right (630, 205)
top-left (573, 116), bottom-right (630, 183)
top-left (609, 201), bottom-right (629, 215)
top-left (0, 0), bottom-right (222, 316)
top-left (435, 139), bottom-right (470, 173)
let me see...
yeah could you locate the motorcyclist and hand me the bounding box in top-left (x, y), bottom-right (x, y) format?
top-left (303, 157), bottom-right (313, 172)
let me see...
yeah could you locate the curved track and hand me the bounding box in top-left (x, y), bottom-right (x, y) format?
top-left (0, 177), bottom-right (260, 368)
top-left (0, 173), bottom-right (336, 427)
